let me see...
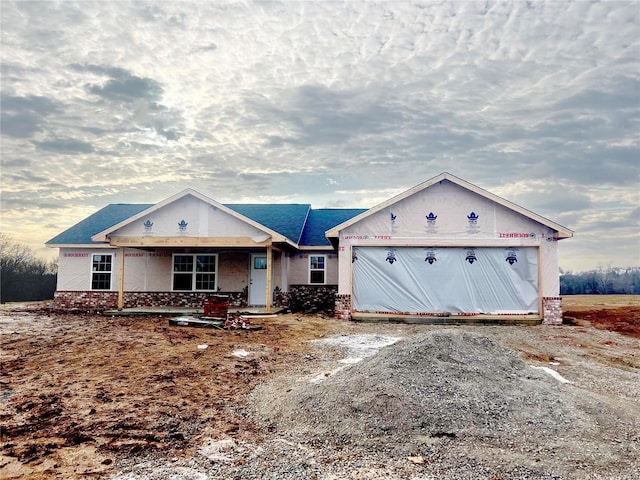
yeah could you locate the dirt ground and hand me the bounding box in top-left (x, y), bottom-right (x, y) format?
top-left (562, 295), bottom-right (640, 338)
top-left (1, 295), bottom-right (638, 479)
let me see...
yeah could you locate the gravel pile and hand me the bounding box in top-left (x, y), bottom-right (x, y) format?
top-left (250, 330), bottom-right (570, 450)
top-left (110, 327), bottom-right (639, 479)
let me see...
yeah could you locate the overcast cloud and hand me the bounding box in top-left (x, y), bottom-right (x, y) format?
top-left (1, 0), bottom-right (638, 272)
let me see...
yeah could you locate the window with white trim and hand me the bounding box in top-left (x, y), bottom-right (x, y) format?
top-left (309, 255), bottom-right (326, 284)
top-left (91, 254), bottom-right (113, 290)
top-left (172, 254), bottom-right (217, 291)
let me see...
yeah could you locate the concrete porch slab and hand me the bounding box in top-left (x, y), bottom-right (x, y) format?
top-left (351, 312), bottom-right (542, 325)
top-left (103, 306), bottom-right (284, 316)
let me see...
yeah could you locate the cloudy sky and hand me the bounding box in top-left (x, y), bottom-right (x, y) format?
top-left (1, 0), bottom-right (638, 272)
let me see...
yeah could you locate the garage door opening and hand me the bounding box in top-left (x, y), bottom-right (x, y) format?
top-left (352, 246), bottom-right (539, 316)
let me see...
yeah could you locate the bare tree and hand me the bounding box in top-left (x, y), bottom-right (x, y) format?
top-left (0, 233), bottom-right (57, 302)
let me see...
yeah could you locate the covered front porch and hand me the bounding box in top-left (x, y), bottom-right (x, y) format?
top-left (52, 189), bottom-right (306, 313)
top-left (107, 239), bottom-right (288, 313)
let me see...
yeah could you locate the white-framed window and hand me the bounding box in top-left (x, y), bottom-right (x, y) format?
top-left (309, 255), bottom-right (326, 284)
top-left (91, 253), bottom-right (113, 290)
top-left (172, 254), bottom-right (217, 291)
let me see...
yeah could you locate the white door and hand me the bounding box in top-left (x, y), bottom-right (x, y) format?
top-left (249, 254), bottom-right (267, 305)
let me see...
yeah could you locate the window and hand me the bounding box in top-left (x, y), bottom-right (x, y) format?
top-left (91, 254), bottom-right (112, 290)
top-left (172, 254), bottom-right (217, 291)
top-left (254, 257), bottom-right (267, 269)
top-left (309, 255), bottom-right (325, 284)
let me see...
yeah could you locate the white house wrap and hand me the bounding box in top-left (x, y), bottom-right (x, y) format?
top-left (352, 246), bottom-right (539, 315)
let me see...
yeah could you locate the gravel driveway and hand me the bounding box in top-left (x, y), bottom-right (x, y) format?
top-left (111, 322), bottom-right (639, 480)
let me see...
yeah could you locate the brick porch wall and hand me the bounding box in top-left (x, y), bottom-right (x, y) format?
top-left (53, 291), bottom-right (119, 311)
top-left (542, 297), bottom-right (563, 325)
top-left (53, 290), bottom-right (248, 311)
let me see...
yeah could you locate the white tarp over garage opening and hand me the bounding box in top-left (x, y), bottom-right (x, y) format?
top-left (352, 246), bottom-right (539, 315)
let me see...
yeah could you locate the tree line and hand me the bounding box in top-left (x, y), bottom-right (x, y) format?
top-left (0, 233), bottom-right (57, 303)
top-left (560, 266), bottom-right (640, 295)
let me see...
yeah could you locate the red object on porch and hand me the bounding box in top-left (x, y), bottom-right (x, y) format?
top-left (204, 295), bottom-right (229, 318)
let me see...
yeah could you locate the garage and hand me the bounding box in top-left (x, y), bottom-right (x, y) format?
top-left (326, 173), bottom-right (573, 324)
top-left (352, 246), bottom-right (539, 315)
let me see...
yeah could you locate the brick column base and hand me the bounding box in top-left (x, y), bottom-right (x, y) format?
top-left (335, 294), bottom-right (351, 321)
top-left (203, 295), bottom-right (229, 318)
top-left (542, 297), bottom-right (563, 325)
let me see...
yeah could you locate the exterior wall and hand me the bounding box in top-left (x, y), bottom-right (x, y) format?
top-left (288, 252), bottom-right (338, 285)
top-left (278, 251), bottom-right (288, 292)
top-left (540, 239), bottom-right (560, 296)
top-left (58, 248), bottom-right (261, 294)
top-left (218, 252), bottom-right (249, 292)
top-left (57, 247), bottom-right (120, 291)
top-left (54, 246), bottom-right (288, 311)
top-left (54, 290), bottom-right (119, 310)
top-left (272, 251), bottom-right (284, 291)
top-left (125, 251), bottom-right (172, 291)
top-left (57, 247), bottom-right (173, 292)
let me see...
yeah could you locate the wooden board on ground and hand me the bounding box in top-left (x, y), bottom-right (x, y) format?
top-left (168, 316), bottom-right (224, 328)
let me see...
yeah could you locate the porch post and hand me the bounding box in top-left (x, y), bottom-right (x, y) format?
top-left (265, 245), bottom-right (272, 313)
top-left (117, 246), bottom-right (125, 310)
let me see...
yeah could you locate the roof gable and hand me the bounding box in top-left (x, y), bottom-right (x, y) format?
top-left (326, 172), bottom-right (574, 239)
top-left (90, 189), bottom-right (293, 244)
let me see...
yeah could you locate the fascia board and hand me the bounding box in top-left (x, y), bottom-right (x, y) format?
top-left (46, 243), bottom-right (112, 249)
top-left (297, 245), bottom-right (334, 251)
top-left (276, 238), bottom-right (300, 249)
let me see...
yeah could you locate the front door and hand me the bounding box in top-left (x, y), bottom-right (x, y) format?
top-left (249, 254), bottom-right (267, 305)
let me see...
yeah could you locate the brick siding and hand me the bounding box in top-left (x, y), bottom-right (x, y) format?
top-left (542, 297), bottom-right (563, 325)
top-left (334, 294), bottom-right (352, 321)
top-left (53, 290), bottom-right (247, 311)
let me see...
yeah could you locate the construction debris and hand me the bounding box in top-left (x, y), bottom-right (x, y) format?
top-left (223, 315), bottom-right (262, 331)
top-left (168, 314), bottom-right (264, 331)
top-left (168, 316), bottom-right (224, 328)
